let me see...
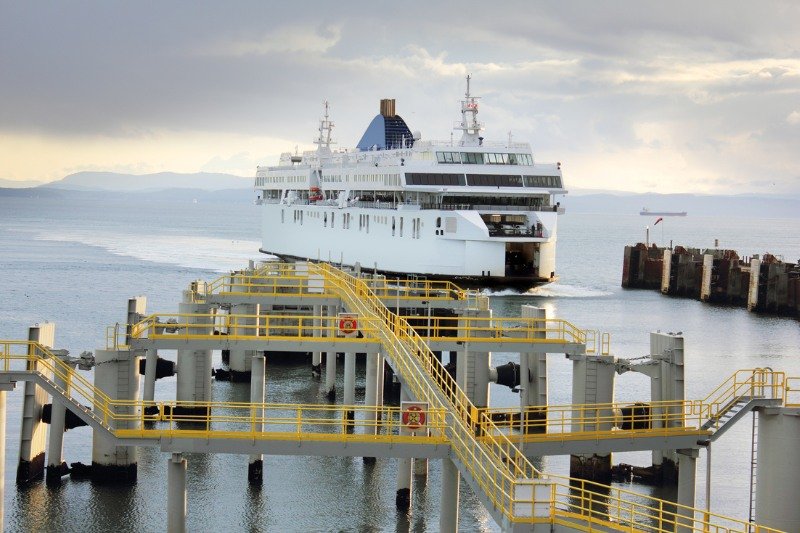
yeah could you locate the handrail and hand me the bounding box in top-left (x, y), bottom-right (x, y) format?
top-left (0, 341), bottom-right (448, 445)
top-left (309, 263), bottom-right (787, 531)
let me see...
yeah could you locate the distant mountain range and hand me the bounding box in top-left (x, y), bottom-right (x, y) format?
top-left (44, 171), bottom-right (251, 192)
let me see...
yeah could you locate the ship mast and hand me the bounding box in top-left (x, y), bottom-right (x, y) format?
top-left (314, 100), bottom-right (336, 155)
top-left (454, 75), bottom-right (484, 147)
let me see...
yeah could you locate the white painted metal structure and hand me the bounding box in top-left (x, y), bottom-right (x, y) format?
top-left (255, 77), bottom-right (566, 287)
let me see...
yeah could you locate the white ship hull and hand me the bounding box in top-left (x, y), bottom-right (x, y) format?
top-left (260, 202), bottom-right (558, 286)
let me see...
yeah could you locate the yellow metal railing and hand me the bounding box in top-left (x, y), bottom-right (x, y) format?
top-left (124, 312), bottom-right (382, 345)
top-left (310, 262), bottom-right (786, 532)
top-left (699, 368), bottom-right (785, 429)
top-left (395, 314), bottom-right (589, 345)
top-left (197, 260), bottom-right (478, 305)
top-left (0, 341), bottom-right (447, 446)
top-left (478, 399), bottom-right (706, 439)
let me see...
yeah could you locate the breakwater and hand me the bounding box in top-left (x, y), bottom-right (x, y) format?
top-left (622, 243), bottom-right (800, 318)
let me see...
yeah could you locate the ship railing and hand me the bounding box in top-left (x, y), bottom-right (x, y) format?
top-left (415, 139), bottom-right (531, 150)
top-left (418, 203), bottom-right (557, 213)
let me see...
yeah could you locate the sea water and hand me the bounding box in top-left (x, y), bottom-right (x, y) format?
top-left (0, 195), bottom-right (798, 531)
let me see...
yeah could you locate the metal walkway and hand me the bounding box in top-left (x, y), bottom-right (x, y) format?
top-left (2, 261), bottom-right (798, 532)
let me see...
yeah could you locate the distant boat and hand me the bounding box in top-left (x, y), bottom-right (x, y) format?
top-left (640, 207), bottom-right (686, 216)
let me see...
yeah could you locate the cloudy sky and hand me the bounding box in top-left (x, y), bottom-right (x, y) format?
top-left (1, 1), bottom-right (799, 194)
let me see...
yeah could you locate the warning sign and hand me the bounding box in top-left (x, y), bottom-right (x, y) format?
top-left (337, 313), bottom-right (359, 337)
top-left (401, 401), bottom-right (428, 430)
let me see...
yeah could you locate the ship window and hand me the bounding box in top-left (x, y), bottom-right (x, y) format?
top-left (324, 213), bottom-right (327, 227)
top-left (436, 151), bottom-right (462, 164)
top-left (466, 174), bottom-right (523, 187)
top-left (436, 217), bottom-right (441, 228)
top-left (406, 173), bottom-right (465, 186)
top-left (462, 152), bottom-right (485, 164)
top-left (400, 217), bottom-right (403, 237)
top-left (523, 175), bottom-right (561, 188)
top-left (281, 210), bottom-right (284, 223)
top-left (392, 217), bottom-right (395, 236)
top-left (331, 212), bottom-right (335, 228)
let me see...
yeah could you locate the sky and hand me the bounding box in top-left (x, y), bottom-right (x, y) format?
top-left (1, 1), bottom-right (799, 195)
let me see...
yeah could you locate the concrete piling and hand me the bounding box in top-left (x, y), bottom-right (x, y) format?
top-left (520, 306), bottom-right (548, 438)
top-left (176, 290), bottom-right (212, 412)
top-left (343, 352), bottom-right (355, 425)
top-left (45, 354), bottom-right (74, 485)
top-left (568, 354), bottom-right (616, 483)
top-left (248, 353), bottom-right (266, 484)
top-left (439, 457), bottom-right (460, 532)
top-left (92, 348), bottom-right (141, 483)
top-left (395, 387), bottom-right (413, 511)
top-left (17, 322), bottom-right (55, 484)
top-left (167, 453), bottom-right (187, 533)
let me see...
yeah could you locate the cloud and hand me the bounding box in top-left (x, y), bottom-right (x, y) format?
top-left (0, 2), bottom-right (799, 194)
top-left (201, 24), bottom-right (342, 56)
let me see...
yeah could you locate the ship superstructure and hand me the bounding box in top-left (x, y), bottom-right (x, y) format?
top-left (255, 77), bottom-right (566, 287)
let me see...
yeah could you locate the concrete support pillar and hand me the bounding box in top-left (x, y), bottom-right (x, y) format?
top-left (754, 407), bottom-right (800, 532)
top-left (568, 354), bottom-right (616, 483)
top-left (325, 306), bottom-right (337, 401)
top-left (456, 309), bottom-right (492, 408)
top-left (167, 453), bottom-right (187, 533)
top-left (176, 290), bottom-right (212, 411)
top-left (248, 354), bottom-right (266, 484)
top-left (312, 305), bottom-right (322, 376)
top-left (520, 306), bottom-right (548, 438)
top-left (376, 353), bottom-right (385, 413)
top-left (661, 248), bottom-right (672, 294)
top-left (229, 303), bottom-right (260, 382)
top-left (747, 258), bottom-right (761, 311)
top-left (17, 322), bottom-right (55, 484)
top-left (676, 449), bottom-right (698, 533)
top-left (343, 352), bottom-right (355, 424)
top-left (439, 457), bottom-right (460, 533)
top-left (395, 387), bottom-right (413, 511)
top-left (92, 348), bottom-right (141, 482)
top-left (363, 352), bottom-right (379, 464)
top-left (143, 348), bottom-right (158, 402)
top-left (0, 388), bottom-right (8, 527)
top-left (650, 332), bottom-right (685, 481)
top-left (46, 356), bottom-right (74, 485)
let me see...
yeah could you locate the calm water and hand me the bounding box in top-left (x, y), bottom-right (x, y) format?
top-left (0, 196), bottom-right (798, 531)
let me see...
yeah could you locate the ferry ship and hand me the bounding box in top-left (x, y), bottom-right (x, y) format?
top-left (254, 78), bottom-right (566, 288)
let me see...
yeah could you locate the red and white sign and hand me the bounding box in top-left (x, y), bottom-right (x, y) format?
top-left (401, 401), bottom-right (428, 430)
top-left (337, 313), bottom-right (358, 337)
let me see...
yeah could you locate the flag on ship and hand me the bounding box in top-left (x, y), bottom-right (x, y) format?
top-left (654, 217), bottom-right (663, 225)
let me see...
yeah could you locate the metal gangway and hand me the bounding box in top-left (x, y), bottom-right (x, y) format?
top-left (2, 260), bottom-right (797, 532)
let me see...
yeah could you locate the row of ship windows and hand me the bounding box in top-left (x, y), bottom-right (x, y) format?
top-left (283, 209), bottom-right (424, 238)
top-left (256, 174), bottom-right (402, 187)
top-left (405, 173), bottom-right (562, 188)
top-left (436, 152), bottom-right (533, 166)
